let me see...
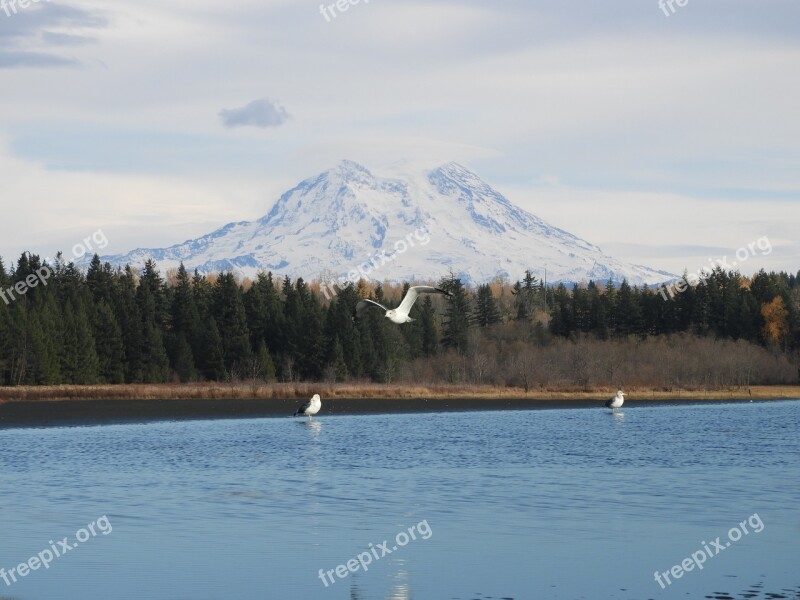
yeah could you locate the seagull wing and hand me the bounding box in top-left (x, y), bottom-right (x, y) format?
top-left (355, 299), bottom-right (388, 319)
top-left (294, 398), bottom-right (311, 416)
top-left (397, 286), bottom-right (450, 315)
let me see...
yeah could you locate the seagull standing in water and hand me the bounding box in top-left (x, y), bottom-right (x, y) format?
top-left (294, 394), bottom-right (321, 421)
top-left (356, 286), bottom-right (451, 324)
top-left (605, 390), bottom-right (625, 412)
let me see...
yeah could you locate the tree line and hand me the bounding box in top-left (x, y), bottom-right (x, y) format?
top-left (0, 254), bottom-right (797, 387)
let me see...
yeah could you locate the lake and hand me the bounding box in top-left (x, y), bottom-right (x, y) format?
top-left (1, 400), bottom-right (798, 599)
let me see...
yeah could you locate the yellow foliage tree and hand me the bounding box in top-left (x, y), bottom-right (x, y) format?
top-left (761, 296), bottom-right (788, 345)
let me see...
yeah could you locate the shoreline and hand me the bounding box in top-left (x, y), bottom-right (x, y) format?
top-left (2, 382), bottom-right (799, 402)
top-left (0, 384), bottom-right (798, 427)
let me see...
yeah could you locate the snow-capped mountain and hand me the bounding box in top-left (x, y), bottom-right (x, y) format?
top-left (97, 160), bottom-right (673, 285)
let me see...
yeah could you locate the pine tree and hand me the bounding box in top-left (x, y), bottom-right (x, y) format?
top-left (587, 281), bottom-right (609, 339)
top-left (439, 274), bottom-right (470, 353)
top-left (473, 283), bottom-right (501, 327)
top-left (293, 277), bottom-right (325, 379)
top-left (198, 318), bottom-right (226, 380)
top-left (257, 339), bottom-right (276, 382)
top-left (512, 280), bottom-right (529, 321)
top-left (549, 284), bottom-right (573, 337)
top-left (614, 280), bottom-right (641, 336)
top-left (245, 272), bottom-right (286, 362)
top-left (213, 273), bottom-right (252, 374)
top-left (332, 339), bottom-right (348, 381)
top-left (117, 266), bottom-right (145, 382)
top-left (86, 254), bottom-right (116, 306)
top-left (136, 269), bottom-right (169, 383)
top-left (172, 264), bottom-right (201, 342)
top-left (522, 269), bottom-right (539, 312)
top-left (93, 300), bottom-right (125, 383)
top-left (25, 312), bottom-right (57, 384)
top-left (419, 295), bottom-right (439, 356)
top-left (167, 264), bottom-right (200, 379)
top-left (572, 284), bottom-right (590, 332)
top-left (191, 269), bottom-right (221, 377)
top-left (170, 333), bottom-right (197, 382)
top-left (59, 299), bottom-right (100, 384)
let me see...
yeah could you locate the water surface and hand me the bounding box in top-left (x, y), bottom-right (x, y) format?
top-left (1, 400), bottom-right (798, 599)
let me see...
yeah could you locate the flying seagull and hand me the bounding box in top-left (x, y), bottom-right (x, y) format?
top-left (356, 286), bottom-right (451, 324)
top-left (294, 394), bottom-right (321, 421)
top-left (605, 390), bottom-right (625, 411)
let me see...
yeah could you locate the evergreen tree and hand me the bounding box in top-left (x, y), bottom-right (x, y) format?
top-left (439, 274), bottom-right (469, 353)
top-left (93, 300), bottom-right (125, 383)
top-left (419, 295), bottom-right (439, 356)
top-left (136, 269), bottom-right (170, 383)
top-left (256, 339), bottom-right (276, 382)
top-left (198, 318), bottom-right (226, 380)
top-left (549, 284), bottom-right (574, 337)
top-left (170, 333), bottom-right (197, 382)
top-left (512, 280), bottom-right (528, 321)
top-left (167, 264), bottom-right (200, 379)
top-left (587, 281), bottom-right (609, 339)
top-left (117, 266), bottom-right (144, 382)
top-left (572, 284), bottom-right (590, 332)
top-left (59, 299), bottom-right (100, 384)
top-left (332, 339), bottom-right (348, 381)
top-left (473, 283), bottom-right (501, 327)
top-left (212, 273), bottom-right (252, 374)
top-left (293, 277), bottom-right (325, 379)
top-left (86, 254), bottom-right (116, 306)
top-left (245, 272), bottom-right (286, 364)
top-left (613, 280), bottom-right (641, 336)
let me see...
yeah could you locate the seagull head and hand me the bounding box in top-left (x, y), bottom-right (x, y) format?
top-left (386, 309), bottom-right (396, 319)
top-left (617, 390), bottom-right (625, 397)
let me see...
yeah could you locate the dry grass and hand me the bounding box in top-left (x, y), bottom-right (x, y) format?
top-left (0, 382), bottom-right (798, 404)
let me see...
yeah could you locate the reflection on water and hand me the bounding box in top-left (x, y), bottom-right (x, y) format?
top-left (386, 559), bottom-right (410, 600)
top-left (300, 419), bottom-right (323, 432)
top-left (0, 400), bottom-right (798, 600)
top-left (350, 561), bottom-right (410, 600)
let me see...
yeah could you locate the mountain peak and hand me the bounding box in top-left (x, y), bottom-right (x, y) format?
top-left (433, 161), bottom-right (475, 178)
top-left (97, 160), bottom-right (674, 286)
top-left (330, 159), bottom-right (374, 182)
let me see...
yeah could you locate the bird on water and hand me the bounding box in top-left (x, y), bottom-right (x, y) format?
top-left (605, 390), bottom-right (625, 412)
top-left (294, 394), bottom-right (322, 421)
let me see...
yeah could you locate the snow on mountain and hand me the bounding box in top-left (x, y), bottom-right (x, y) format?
top-left (96, 160), bottom-right (673, 286)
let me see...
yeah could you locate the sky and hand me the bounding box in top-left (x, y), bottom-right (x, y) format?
top-left (0, 0), bottom-right (798, 276)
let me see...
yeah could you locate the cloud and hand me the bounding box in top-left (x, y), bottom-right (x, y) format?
top-left (0, 3), bottom-right (107, 69)
top-left (0, 51), bottom-right (78, 68)
top-left (41, 31), bottom-right (97, 46)
top-left (219, 98), bottom-right (290, 129)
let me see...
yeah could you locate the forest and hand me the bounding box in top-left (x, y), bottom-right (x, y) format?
top-left (0, 253), bottom-right (798, 389)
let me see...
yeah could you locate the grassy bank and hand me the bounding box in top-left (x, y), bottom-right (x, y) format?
top-left (1, 383), bottom-right (798, 403)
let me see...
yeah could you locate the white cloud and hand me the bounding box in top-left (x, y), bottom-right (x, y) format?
top-left (219, 98), bottom-right (290, 129)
